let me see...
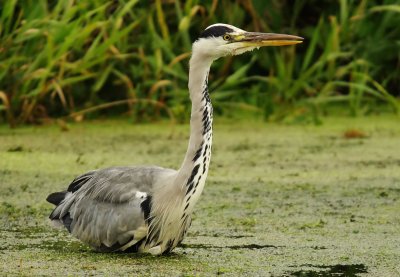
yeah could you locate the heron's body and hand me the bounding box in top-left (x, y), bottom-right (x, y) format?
top-left (47, 24), bottom-right (302, 255)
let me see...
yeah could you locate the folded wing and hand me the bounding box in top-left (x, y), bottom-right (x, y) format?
top-left (48, 166), bottom-right (175, 251)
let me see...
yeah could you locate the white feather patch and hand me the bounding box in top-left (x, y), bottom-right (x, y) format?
top-left (135, 191), bottom-right (147, 200)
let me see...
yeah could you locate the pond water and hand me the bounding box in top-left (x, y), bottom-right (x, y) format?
top-left (0, 117), bottom-right (399, 276)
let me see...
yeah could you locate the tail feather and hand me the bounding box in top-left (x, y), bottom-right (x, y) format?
top-left (47, 191), bottom-right (74, 233)
top-left (46, 191), bottom-right (67, 206)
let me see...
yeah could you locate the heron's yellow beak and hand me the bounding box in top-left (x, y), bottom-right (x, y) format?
top-left (234, 32), bottom-right (303, 47)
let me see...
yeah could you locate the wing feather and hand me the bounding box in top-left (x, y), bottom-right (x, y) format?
top-left (49, 166), bottom-right (176, 251)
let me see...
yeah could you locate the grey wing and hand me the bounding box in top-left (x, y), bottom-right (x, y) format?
top-left (49, 166), bottom-right (175, 251)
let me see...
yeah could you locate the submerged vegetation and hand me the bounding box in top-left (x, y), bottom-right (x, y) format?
top-left (0, 0), bottom-right (399, 126)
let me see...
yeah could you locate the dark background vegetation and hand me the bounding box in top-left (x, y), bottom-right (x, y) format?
top-left (0, 0), bottom-right (399, 126)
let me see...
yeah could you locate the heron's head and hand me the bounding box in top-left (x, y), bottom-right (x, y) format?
top-left (193, 23), bottom-right (303, 60)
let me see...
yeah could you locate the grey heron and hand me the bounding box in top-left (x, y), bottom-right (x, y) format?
top-left (47, 23), bottom-right (303, 255)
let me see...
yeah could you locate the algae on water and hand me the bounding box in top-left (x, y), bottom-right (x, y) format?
top-left (0, 117), bottom-right (399, 276)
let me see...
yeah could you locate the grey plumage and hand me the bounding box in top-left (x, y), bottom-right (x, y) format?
top-left (46, 23), bottom-right (303, 255)
top-left (50, 167), bottom-right (175, 251)
top-left (49, 166), bottom-right (174, 252)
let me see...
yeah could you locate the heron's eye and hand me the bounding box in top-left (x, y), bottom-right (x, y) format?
top-left (223, 34), bottom-right (231, 41)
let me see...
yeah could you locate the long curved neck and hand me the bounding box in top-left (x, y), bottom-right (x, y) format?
top-left (176, 53), bottom-right (214, 196)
